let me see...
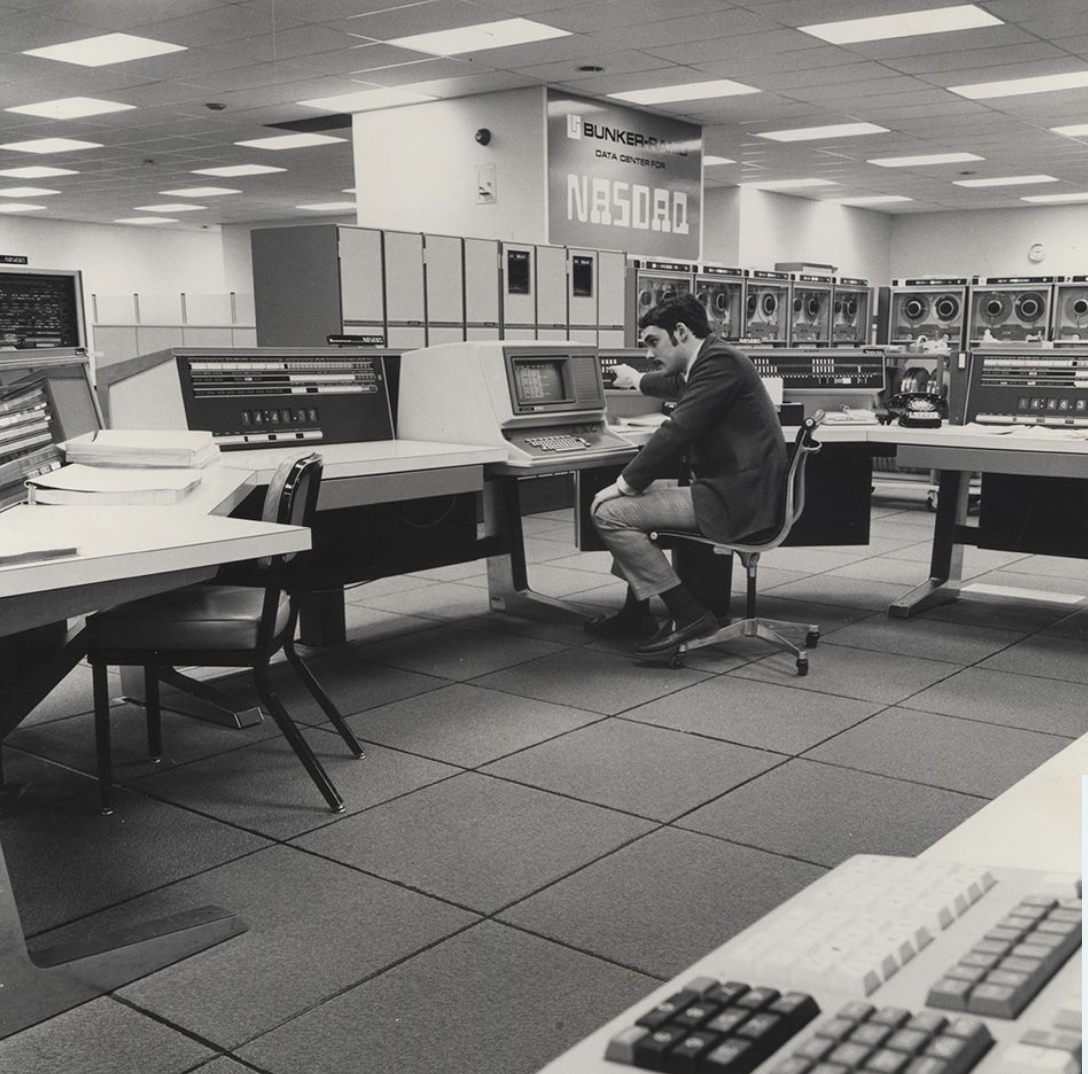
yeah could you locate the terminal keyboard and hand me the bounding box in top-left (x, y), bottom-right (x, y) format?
top-left (555, 856), bottom-right (1082, 1074)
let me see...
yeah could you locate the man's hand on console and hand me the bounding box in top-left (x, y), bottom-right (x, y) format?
top-left (610, 363), bottom-right (643, 391)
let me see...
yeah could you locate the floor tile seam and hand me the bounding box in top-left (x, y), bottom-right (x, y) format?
top-left (662, 821), bottom-right (835, 872)
top-left (784, 754), bottom-right (1013, 802)
top-left (889, 700), bottom-right (1083, 742)
top-left (816, 628), bottom-right (1028, 662)
top-left (24, 840), bottom-right (276, 944)
top-left (107, 993), bottom-right (238, 1069)
top-left (452, 676), bottom-right (615, 716)
top-left (655, 754), bottom-right (796, 826)
top-left (720, 663), bottom-right (962, 705)
top-left (453, 713), bottom-right (616, 770)
top-left (608, 713), bottom-right (796, 762)
top-left (0, 743), bottom-right (101, 802)
top-left (590, 664), bottom-right (766, 719)
top-left (338, 639), bottom-right (583, 682)
top-left (489, 914), bottom-right (670, 984)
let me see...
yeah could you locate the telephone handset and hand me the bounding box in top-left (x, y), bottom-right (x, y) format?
top-left (886, 391), bottom-right (945, 428)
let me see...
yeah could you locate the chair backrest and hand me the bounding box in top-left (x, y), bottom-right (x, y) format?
top-left (731, 411), bottom-right (824, 554)
top-left (258, 452), bottom-right (323, 567)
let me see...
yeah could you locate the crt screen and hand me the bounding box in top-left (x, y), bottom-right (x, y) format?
top-left (514, 359), bottom-right (568, 404)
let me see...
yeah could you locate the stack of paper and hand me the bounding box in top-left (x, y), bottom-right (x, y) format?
top-left (26, 463), bottom-right (203, 506)
top-left (64, 429), bottom-right (220, 469)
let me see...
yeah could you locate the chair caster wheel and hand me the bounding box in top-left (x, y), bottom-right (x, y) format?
top-left (806, 631), bottom-right (820, 648)
top-left (668, 652), bottom-right (686, 669)
top-left (796, 658), bottom-right (809, 676)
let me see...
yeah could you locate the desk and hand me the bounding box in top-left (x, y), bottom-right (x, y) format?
top-left (867, 426), bottom-right (1088, 617)
top-left (0, 467), bottom-right (310, 1040)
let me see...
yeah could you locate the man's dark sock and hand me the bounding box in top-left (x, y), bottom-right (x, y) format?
top-left (660, 583), bottom-right (709, 627)
top-left (621, 588), bottom-right (650, 617)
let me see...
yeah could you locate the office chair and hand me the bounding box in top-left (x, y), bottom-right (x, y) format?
top-left (86, 452), bottom-right (364, 816)
top-left (653, 412), bottom-right (825, 674)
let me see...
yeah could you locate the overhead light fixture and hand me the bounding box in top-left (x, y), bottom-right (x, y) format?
top-left (296, 201), bottom-right (357, 211)
top-left (757, 122), bottom-right (889, 142)
top-left (0, 187), bottom-right (59, 198)
top-left (135, 203), bottom-right (206, 212)
top-left (704, 155), bottom-right (735, 166)
top-left (299, 87), bottom-right (436, 112)
top-left (951, 71), bottom-right (1088, 99)
top-left (739, 178), bottom-right (838, 189)
top-left (869, 152), bottom-right (983, 167)
top-left (24, 33), bottom-right (186, 67)
top-left (0, 166), bottom-right (77, 178)
top-left (0, 203), bottom-right (45, 213)
top-left (0, 138), bottom-right (102, 155)
top-left (6, 97), bottom-right (135, 120)
top-left (235, 133), bottom-right (346, 151)
top-left (385, 17), bottom-right (569, 55)
top-left (609, 79), bottom-right (759, 105)
top-left (192, 164), bottom-right (286, 177)
top-left (114, 216), bottom-right (179, 224)
top-left (157, 187), bottom-right (240, 197)
top-left (800, 4), bottom-right (1001, 45)
top-left (1021, 192), bottom-right (1088, 203)
top-left (1051, 122), bottom-right (1088, 137)
top-left (953, 175), bottom-right (1058, 187)
top-left (828, 195), bottom-right (914, 204)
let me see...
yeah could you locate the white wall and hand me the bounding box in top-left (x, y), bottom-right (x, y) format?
top-left (351, 87), bottom-right (547, 243)
top-left (891, 205), bottom-right (1088, 278)
top-left (734, 188), bottom-right (892, 282)
top-left (0, 215), bottom-right (229, 298)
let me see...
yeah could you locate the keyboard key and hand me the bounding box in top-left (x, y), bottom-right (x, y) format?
top-left (866, 1049), bottom-right (913, 1073)
top-left (986, 1043), bottom-right (1080, 1073)
top-left (633, 1025), bottom-right (688, 1069)
top-left (701, 1037), bottom-right (759, 1074)
top-left (663, 1029), bottom-right (721, 1073)
top-left (605, 1025), bottom-right (648, 1064)
top-left (636, 990), bottom-right (701, 1029)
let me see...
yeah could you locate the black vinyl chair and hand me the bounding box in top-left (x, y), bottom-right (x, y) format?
top-left (86, 452), bottom-right (364, 815)
top-left (653, 412), bottom-right (825, 674)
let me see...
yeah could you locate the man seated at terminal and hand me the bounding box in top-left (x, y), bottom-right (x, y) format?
top-left (588, 294), bottom-right (787, 656)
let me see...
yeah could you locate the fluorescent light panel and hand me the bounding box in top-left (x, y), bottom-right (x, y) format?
top-left (951, 71), bottom-right (1088, 99)
top-left (0, 166), bottom-right (76, 178)
top-left (800, 4), bottom-right (1001, 44)
top-left (740, 178), bottom-right (838, 189)
top-left (157, 187), bottom-right (240, 197)
top-left (1052, 123), bottom-right (1088, 136)
top-left (296, 201), bottom-right (357, 211)
top-left (0, 203), bottom-right (44, 213)
top-left (135, 203), bottom-right (206, 212)
top-left (0, 137), bottom-right (101, 154)
top-left (298, 87), bottom-right (435, 112)
top-left (192, 164), bottom-right (285, 177)
top-left (1022, 192), bottom-right (1088, 203)
top-left (24, 33), bottom-right (186, 67)
top-left (0, 187), bottom-right (59, 197)
top-left (114, 216), bottom-right (179, 224)
top-left (869, 152), bottom-right (983, 167)
top-left (610, 79), bottom-right (758, 105)
top-left (385, 18), bottom-right (569, 56)
top-left (829, 195), bottom-right (913, 204)
top-left (758, 122), bottom-right (888, 142)
top-left (953, 175), bottom-right (1058, 187)
top-left (235, 133), bottom-right (345, 150)
top-left (6, 96), bottom-right (135, 120)
top-left (704, 155), bottom-right (735, 166)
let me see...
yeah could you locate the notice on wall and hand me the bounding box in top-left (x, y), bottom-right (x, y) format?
top-left (547, 90), bottom-right (702, 260)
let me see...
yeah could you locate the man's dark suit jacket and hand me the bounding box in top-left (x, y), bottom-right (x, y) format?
top-left (619, 335), bottom-right (788, 544)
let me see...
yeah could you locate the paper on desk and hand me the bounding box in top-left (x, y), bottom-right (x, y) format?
top-left (26, 463), bottom-right (203, 505)
top-left (964, 422), bottom-right (1088, 440)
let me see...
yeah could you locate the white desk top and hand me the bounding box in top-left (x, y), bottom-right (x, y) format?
top-left (221, 439), bottom-right (508, 483)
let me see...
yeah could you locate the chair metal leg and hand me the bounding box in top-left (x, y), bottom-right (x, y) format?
top-left (144, 665), bottom-right (162, 763)
top-left (91, 663), bottom-right (114, 816)
top-left (253, 665), bottom-right (345, 813)
top-left (283, 641), bottom-right (364, 759)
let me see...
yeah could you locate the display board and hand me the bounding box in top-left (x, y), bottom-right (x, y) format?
top-left (0, 270), bottom-right (85, 349)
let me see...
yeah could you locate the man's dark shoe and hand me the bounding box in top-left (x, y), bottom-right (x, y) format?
top-left (584, 610), bottom-right (659, 639)
top-left (633, 611), bottom-right (719, 656)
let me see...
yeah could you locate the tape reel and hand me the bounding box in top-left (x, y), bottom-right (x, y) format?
top-left (901, 295), bottom-right (930, 323)
top-left (934, 294), bottom-right (960, 323)
top-left (1062, 291), bottom-right (1088, 327)
top-left (979, 292), bottom-right (1011, 325)
top-left (1014, 291), bottom-right (1045, 323)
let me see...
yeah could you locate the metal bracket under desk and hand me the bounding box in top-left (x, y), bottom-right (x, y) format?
top-left (118, 665), bottom-right (265, 729)
top-left (888, 469), bottom-right (971, 618)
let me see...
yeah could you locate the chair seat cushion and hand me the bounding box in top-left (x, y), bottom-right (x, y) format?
top-left (88, 584), bottom-right (289, 651)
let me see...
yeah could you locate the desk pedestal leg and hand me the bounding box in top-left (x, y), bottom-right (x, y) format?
top-left (484, 477), bottom-right (593, 623)
top-left (0, 844), bottom-right (244, 1040)
top-left (888, 470), bottom-right (967, 618)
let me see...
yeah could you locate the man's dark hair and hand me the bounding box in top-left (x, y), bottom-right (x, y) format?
top-left (638, 294), bottom-right (711, 340)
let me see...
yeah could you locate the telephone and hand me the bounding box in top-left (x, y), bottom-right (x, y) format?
top-left (885, 391), bottom-right (945, 428)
